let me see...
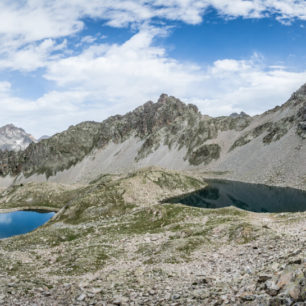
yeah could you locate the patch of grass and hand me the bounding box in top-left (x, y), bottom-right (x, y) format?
top-left (58, 182), bottom-right (137, 224)
top-left (0, 183), bottom-right (86, 210)
top-left (176, 236), bottom-right (205, 255)
top-left (152, 171), bottom-right (203, 190)
top-left (274, 212), bottom-right (305, 224)
top-left (114, 204), bottom-right (187, 235)
top-left (228, 222), bottom-right (259, 244)
top-left (52, 244), bottom-right (111, 276)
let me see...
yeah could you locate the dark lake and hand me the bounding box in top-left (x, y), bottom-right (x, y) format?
top-left (163, 179), bottom-right (306, 213)
top-left (0, 210), bottom-right (55, 239)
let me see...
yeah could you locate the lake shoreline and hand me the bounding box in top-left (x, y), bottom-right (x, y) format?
top-left (0, 206), bottom-right (59, 214)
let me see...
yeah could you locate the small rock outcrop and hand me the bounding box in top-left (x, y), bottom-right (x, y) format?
top-left (297, 104), bottom-right (306, 136)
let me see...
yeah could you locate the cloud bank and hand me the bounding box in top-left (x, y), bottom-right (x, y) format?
top-left (0, 0), bottom-right (305, 136)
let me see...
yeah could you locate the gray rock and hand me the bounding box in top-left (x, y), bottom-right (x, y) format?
top-left (266, 281), bottom-right (280, 296)
top-left (298, 121), bottom-right (306, 130)
top-left (172, 294), bottom-right (181, 300)
top-left (258, 274), bottom-right (272, 283)
top-left (239, 292), bottom-right (256, 301)
top-left (77, 293), bottom-right (86, 301)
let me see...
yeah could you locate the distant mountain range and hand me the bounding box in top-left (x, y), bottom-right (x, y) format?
top-left (0, 124), bottom-right (36, 152)
top-left (0, 126), bottom-right (50, 153)
top-left (0, 83), bottom-right (305, 189)
top-left (38, 135), bottom-right (50, 141)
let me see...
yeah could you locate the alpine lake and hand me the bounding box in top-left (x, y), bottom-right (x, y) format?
top-left (1, 179), bottom-right (306, 239)
top-left (0, 210), bottom-right (55, 239)
top-left (164, 179), bottom-right (306, 213)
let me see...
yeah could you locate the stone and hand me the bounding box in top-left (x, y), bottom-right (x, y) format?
top-left (258, 274), bottom-right (272, 283)
top-left (239, 292), bottom-right (256, 301)
top-left (77, 293), bottom-right (86, 301)
top-left (288, 258), bottom-right (302, 265)
top-left (245, 266), bottom-right (253, 274)
top-left (89, 287), bottom-right (103, 294)
top-left (192, 278), bottom-right (208, 286)
top-left (287, 284), bottom-right (301, 301)
top-left (299, 121), bottom-right (306, 130)
top-left (271, 262), bottom-right (280, 271)
top-left (277, 271), bottom-right (293, 289)
top-left (266, 281), bottom-right (280, 296)
top-left (268, 296), bottom-right (292, 306)
top-left (112, 296), bottom-right (129, 305)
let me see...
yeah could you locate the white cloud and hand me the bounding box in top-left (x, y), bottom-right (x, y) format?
top-left (44, 27), bottom-right (204, 108)
top-left (80, 36), bottom-right (98, 45)
top-left (0, 0), bottom-right (305, 72)
top-left (0, 28), bottom-right (305, 138)
top-left (0, 1), bottom-right (305, 136)
top-left (0, 1), bottom-right (305, 44)
top-left (197, 62), bottom-right (306, 116)
top-left (0, 39), bottom-right (67, 71)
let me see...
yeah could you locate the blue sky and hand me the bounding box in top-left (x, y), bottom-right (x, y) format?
top-left (0, 0), bottom-right (306, 138)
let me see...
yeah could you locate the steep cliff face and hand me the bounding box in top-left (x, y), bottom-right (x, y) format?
top-left (0, 84), bottom-right (305, 188)
top-left (295, 84), bottom-right (306, 136)
top-left (0, 124), bottom-right (36, 152)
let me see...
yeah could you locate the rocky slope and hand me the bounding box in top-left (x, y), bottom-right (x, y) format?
top-left (0, 124), bottom-right (36, 152)
top-left (0, 168), bottom-right (304, 305)
top-left (0, 84), bottom-right (305, 189)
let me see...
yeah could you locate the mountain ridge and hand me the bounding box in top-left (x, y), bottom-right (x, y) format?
top-left (0, 84), bottom-right (305, 189)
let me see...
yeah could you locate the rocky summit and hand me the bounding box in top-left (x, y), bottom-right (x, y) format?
top-left (0, 124), bottom-right (36, 152)
top-left (0, 84), bottom-right (305, 306)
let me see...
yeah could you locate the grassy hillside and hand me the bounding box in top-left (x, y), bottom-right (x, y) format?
top-left (0, 168), bottom-right (304, 305)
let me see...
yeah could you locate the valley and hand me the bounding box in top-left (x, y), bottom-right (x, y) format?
top-left (0, 84), bottom-right (305, 305)
top-left (0, 168), bottom-right (304, 305)
top-left (1, 2), bottom-right (305, 305)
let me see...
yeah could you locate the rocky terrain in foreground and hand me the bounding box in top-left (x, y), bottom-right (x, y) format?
top-left (0, 168), bottom-right (304, 305)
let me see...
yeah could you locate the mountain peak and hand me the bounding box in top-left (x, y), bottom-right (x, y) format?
top-left (296, 83), bottom-right (306, 96)
top-left (0, 124), bottom-right (36, 151)
top-left (156, 94), bottom-right (199, 113)
top-left (230, 111), bottom-right (249, 118)
top-left (0, 123), bottom-right (24, 134)
top-left (288, 82), bottom-right (306, 102)
top-left (1, 123), bottom-right (19, 130)
top-left (157, 93), bottom-right (169, 103)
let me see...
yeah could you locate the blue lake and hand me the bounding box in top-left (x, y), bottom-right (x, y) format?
top-left (163, 179), bottom-right (306, 213)
top-left (0, 210), bottom-right (55, 239)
